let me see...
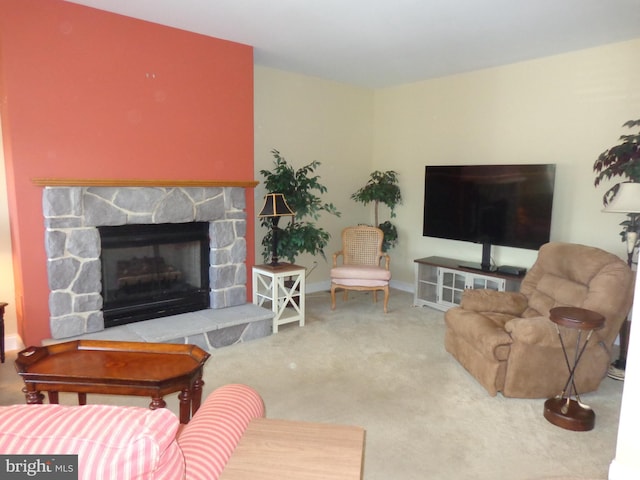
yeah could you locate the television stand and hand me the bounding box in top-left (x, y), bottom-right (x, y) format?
top-left (457, 261), bottom-right (496, 273)
top-left (414, 256), bottom-right (523, 311)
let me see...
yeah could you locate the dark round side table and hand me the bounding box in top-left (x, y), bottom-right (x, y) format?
top-left (543, 306), bottom-right (605, 431)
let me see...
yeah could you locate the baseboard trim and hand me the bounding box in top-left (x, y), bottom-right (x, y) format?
top-left (4, 334), bottom-right (24, 353)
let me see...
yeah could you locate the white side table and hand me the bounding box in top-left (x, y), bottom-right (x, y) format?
top-left (252, 263), bottom-right (306, 333)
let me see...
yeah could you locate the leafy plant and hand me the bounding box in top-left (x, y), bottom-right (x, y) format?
top-left (259, 149), bottom-right (340, 264)
top-left (593, 118), bottom-right (640, 242)
top-left (593, 119), bottom-right (640, 204)
top-left (351, 170), bottom-right (402, 251)
top-left (378, 220), bottom-right (398, 252)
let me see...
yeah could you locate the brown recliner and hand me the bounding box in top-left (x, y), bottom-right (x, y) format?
top-left (444, 242), bottom-right (634, 398)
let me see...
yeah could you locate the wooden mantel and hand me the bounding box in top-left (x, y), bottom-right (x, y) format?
top-left (32, 178), bottom-right (259, 188)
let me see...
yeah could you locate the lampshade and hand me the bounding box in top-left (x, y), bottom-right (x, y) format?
top-left (258, 193), bottom-right (295, 218)
top-left (603, 183), bottom-right (640, 213)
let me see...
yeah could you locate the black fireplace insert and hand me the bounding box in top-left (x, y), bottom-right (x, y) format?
top-left (98, 222), bottom-right (210, 328)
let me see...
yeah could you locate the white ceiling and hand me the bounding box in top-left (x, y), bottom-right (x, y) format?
top-left (66, 0), bottom-right (640, 88)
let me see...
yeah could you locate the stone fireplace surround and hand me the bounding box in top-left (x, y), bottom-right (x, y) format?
top-left (41, 182), bottom-right (272, 349)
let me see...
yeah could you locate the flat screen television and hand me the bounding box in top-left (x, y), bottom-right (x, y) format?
top-left (423, 164), bottom-right (556, 271)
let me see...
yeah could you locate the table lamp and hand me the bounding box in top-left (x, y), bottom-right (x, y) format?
top-left (258, 193), bottom-right (295, 266)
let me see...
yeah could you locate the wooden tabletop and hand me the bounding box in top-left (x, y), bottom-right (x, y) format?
top-left (549, 306), bottom-right (605, 330)
top-left (220, 418), bottom-right (365, 480)
top-left (253, 263), bottom-right (305, 274)
top-left (15, 340), bottom-right (209, 384)
top-left (15, 340), bottom-right (210, 423)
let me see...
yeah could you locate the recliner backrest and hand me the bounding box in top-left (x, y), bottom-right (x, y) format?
top-left (519, 242), bottom-right (633, 344)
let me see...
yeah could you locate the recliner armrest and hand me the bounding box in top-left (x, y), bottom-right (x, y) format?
top-left (460, 289), bottom-right (528, 316)
top-left (504, 316), bottom-right (558, 347)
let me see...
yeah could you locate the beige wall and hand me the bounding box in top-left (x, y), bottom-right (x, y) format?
top-left (373, 38), bottom-right (640, 286)
top-left (254, 66), bottom-right (374, 287)
top-left (255, 39), bottom-right (640, 290)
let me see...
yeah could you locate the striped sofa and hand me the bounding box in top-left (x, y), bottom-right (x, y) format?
top-left (0, 383), bottom-right (265, 480)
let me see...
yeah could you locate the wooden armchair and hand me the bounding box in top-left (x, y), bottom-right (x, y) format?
top-left (330, 226), bottom-right (391, 313)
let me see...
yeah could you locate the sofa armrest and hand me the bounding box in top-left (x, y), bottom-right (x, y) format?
top-left (460, 289), bottom-right (528, 316)
top-left (177, 384), bottom-right (265, 480)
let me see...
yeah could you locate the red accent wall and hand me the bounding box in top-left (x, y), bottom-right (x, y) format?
top-left (0, 0), bottom-right (255, 345)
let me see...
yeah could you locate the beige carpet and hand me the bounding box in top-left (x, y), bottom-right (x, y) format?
top-left (0, 289), bottom-right (623, 479)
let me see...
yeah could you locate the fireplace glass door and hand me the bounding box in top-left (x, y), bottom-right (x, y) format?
top-left (99, 222), bottom-right (210, 328)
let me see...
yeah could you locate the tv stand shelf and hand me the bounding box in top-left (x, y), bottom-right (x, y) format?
top-left (414, 256), bottom-right (523, 311)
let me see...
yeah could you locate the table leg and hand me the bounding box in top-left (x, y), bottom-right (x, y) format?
top-left (178, 388), bottom-right (192, 424)
top-left (191, 377), bottom-right (204, 415)
top-left (544, 325), bottom-right (597, 431)
top-left (149, 396), bottom-right (166, 410)
top-left (47, 391), bottom-right (59, 404)
top-left (23, 387), bottom-right (44, 404)
top-left (78, 393), bottom-right (87, 405)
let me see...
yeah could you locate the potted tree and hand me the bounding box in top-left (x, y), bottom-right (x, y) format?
top-left (259, 149), bottom-right (341, 265)
top-left (351, 170), bottom-right (402, 251)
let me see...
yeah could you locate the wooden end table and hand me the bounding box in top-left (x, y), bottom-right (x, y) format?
top-left (219, 418), bottom-right (365, 480)
top-left (543, 306), bottom-right (605, 431)
top-left (14, 340), bottom-right (210, 424)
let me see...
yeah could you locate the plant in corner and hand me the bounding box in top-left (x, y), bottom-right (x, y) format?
top-left (593, 118), bottom-right (640, 243)
top-left (593, 117), bottom-right (640, 380)
top-left (351, 170), bottom-right (402, 251)
top-left (259, 149), bottom-right (341, 265)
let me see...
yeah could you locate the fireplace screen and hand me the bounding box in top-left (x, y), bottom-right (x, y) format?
top-left (98, 222), bottom-right (210, 328)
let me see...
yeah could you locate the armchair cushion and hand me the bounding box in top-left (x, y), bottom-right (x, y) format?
top-left (330, 265), bottom-right (391, 287)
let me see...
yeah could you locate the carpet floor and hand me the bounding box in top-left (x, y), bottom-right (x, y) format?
top-left (0, 289), bottom-right (623, 479)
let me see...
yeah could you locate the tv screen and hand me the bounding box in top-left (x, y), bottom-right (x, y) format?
top-left (423, 164), bottom-right (556, 252)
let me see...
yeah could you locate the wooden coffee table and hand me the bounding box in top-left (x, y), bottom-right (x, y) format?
top-left (219, 418), bottom-right (365, 479)
top-left (14, 340), bottom-right (210, 424)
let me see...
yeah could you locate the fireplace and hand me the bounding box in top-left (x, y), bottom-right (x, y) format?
top-left (99, 222), bottom-right (210, 328)
top-left (43, 185), bottom-right (250, 340)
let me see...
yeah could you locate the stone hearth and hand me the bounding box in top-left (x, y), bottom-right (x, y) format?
top-left (46, 303), bottom-right (274, 352)
top-left (42, 184), bottom-right (272, 348)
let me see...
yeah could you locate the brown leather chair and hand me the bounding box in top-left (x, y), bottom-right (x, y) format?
top-left (444, 242), bottom-right (634, 398)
